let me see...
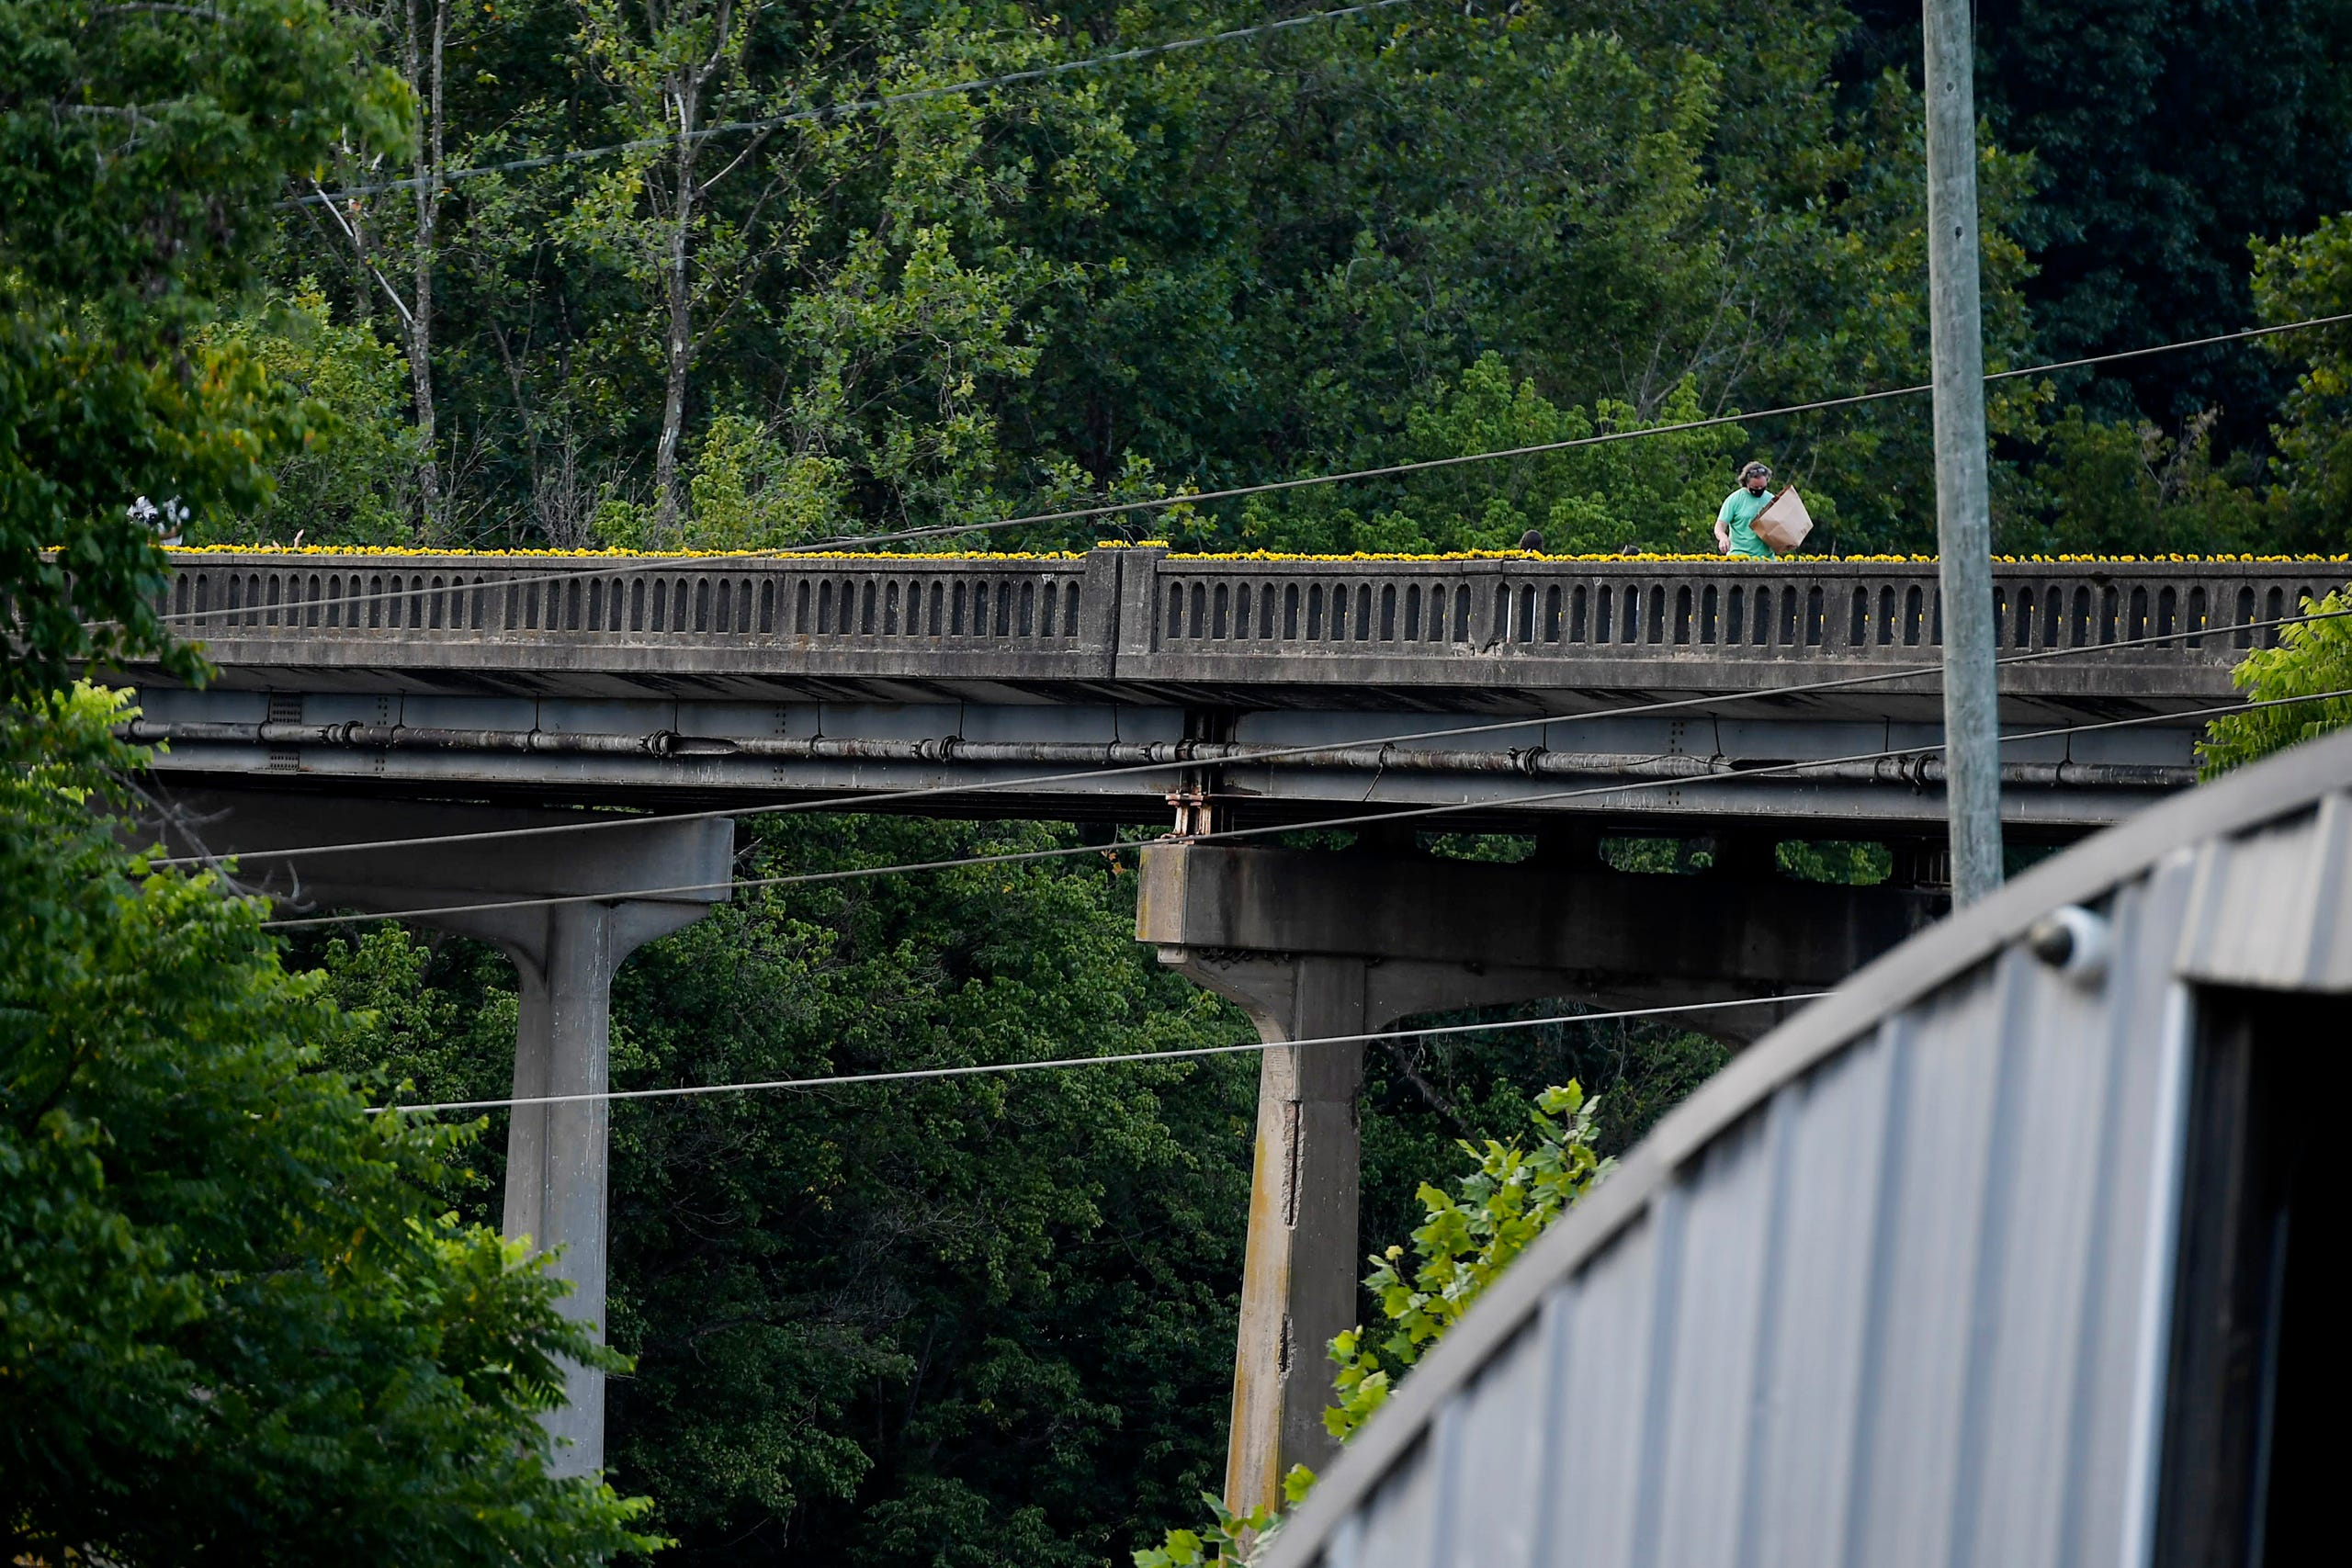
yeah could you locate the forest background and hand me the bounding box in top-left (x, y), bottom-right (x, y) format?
top-left (93, 0), bottom-right (2352, 1561)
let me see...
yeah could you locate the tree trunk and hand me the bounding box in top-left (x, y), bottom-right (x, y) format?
top-left (653, 107), bottom-right (697, 541)
top-left (345, 153), bottom-right (372, 327)
top-left (405, 0), bottom-right (447, 540)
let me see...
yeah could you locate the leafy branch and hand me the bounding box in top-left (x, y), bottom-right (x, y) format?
top-left (2199, 589), bottom-right (2352, 776)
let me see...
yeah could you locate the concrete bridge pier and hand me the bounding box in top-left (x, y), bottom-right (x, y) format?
top-left (1216, 963), bottom-right (1363, 1533)
top-left (139, 789), bottom-right (735, 1475)
top-left (1136, 839), bottom-right (1944, 1517)
top-left (439, 897), bottom-right (719, 1472)
top-left (1157, 943), bottom-right (1610, 1520)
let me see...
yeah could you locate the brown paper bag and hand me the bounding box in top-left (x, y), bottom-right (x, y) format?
top-left (1753, 483), bottom-right (1814, 553)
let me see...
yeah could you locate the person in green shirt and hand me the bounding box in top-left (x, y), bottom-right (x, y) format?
top-left (1714, 460), bottom-right (1779, 559)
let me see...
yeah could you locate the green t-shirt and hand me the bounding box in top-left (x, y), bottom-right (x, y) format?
top-left (1717, 486), bottom-right (1778, 559)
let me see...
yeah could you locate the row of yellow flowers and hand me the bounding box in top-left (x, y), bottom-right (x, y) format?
top-left (164, 542), bottom-right (2352, 566)
top-left (1115, 547), bottom-right (2352, 565)
top-left (166, 543), bottom-right (1087, 562)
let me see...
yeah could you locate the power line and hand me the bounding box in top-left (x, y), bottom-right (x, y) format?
top-left (368, 991), bottom-right (1829, 1115)
top-left (141, 310), bottom-right (2352, 630)
top-left (257, 687), bottom-right (2352, 931)
top-left (147, 598), bottom-right (2352, 874)
top-left (290, 0), bottom-right (1417, 208)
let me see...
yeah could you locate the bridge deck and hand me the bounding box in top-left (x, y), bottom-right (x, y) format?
top-left (147, 548), bottom-right (2345, 718)
top-left (119, 550), bottom-right (2350, 838)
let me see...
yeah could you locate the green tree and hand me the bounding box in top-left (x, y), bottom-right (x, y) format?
top-left (2249, 210), bottom-right (2352, 550)
top-left (2199, 590), bottom-right (2352, 776)
top-left (302, 0), bottom-right (462, 536)
top-left (0, 691), bottom-right (659, 1562)
top-left (2009, 405), bottom-right (2269, 557)
top-left (1325, 1083), bottom-right (1608, 1446)
top-left (190, 287), bottom-right (426, 546)
top-left (1261, 353), bottom-right (1745, 557)
top-left (1014, 2), bottom-right (2010, 555)
top-left (0, 0), bottom-right (407, 696)
top-left (260, 0), bottom-right (2064, 557)
top-left (1834, 0), bottom-right (2352, 557)
top-left (433, 2), bottom-right (1121, 550)
top-left (1844, 0), bottom-right (2352, 448)
top-left (561, 0), bottom-right (768, 534)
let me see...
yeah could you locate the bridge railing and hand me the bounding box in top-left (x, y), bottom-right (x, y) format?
top-left (1140, 557), bottom-right (2345, 659)
top-left (164, 553), bottom-right (1104, 646)
top-left (155, 549), bottom-right (2347, 686)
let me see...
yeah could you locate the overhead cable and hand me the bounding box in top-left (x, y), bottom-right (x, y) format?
top-left (368, 991), bottom-right (1829, 1115)
top-left (141, 310), bottom-right (2352, 629)
top-left (147, 598), bottom-right (2352, 874)
top-left (256, 687), bottom-right (2352, 931)
top-left (290, 0), bottom-right (1417, 207)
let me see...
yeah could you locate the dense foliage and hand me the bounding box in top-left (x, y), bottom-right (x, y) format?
top-left (0, 692), bottom-right (658, 1562)
top-left (183, 0), bottom-right (2352, 569)
top-left (0, 0), bottom-right (406, 697)
top-left (1848, 0), bottom-right (2352, 449)
top-left (2249, 212), bottom-right (2352, 547)
top-left (179, 0), bottom-right (1978, 558)
top-left (1328, 1080), bottom-right (1609, 1446)
top-left (3, 7), bottom-right (675, 1558)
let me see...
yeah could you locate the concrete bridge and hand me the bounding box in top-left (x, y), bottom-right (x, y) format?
top-left (129, 547), bottom-right (2321, 830)
top-left (115, 547), bottom-right (2342, 1492)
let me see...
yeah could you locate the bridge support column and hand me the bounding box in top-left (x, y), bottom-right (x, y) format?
top-left (139, 789), bottom-right (734, 1476)
top-left (1228, 964), bottom-right (1363, 1523)
top-left (447, 898), bottom-right (715, 1472)
top-left (1165, 946), bottom-right (1573, 1517)
top-left (1138, 840), bottom-right (1944, 1518)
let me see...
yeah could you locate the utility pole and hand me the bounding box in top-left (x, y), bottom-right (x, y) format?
top-left (1923, 0), bottom-right (2004, 904)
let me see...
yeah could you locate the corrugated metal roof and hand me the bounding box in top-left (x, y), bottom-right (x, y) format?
top-left (1265, 727), bottom-right (2352, 1568)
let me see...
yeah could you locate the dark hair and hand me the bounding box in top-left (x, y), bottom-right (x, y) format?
top-left (1517, 528), bottom-right (1544, 552)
